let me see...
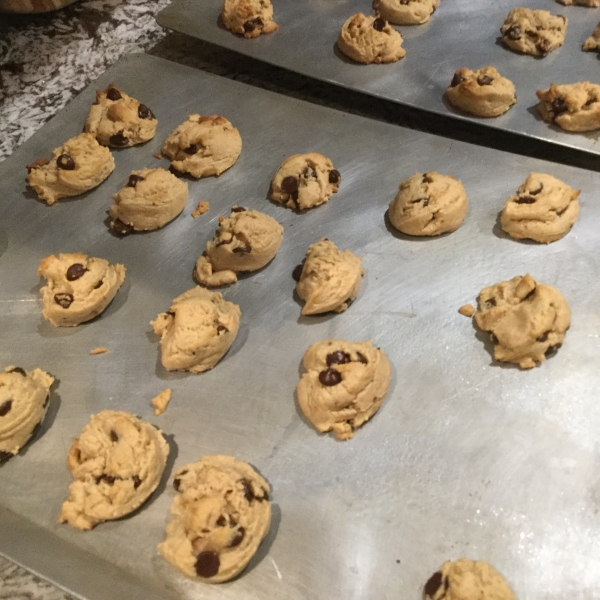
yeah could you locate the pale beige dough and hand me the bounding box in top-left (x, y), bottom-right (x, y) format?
top-left (27, 133), bottom-right (114, 206)
top-left (295, 238), bottom-right (364, 315)
top-left (472, 274), bottom-right (570, 369)
top-left (162, 114), bottom-right (242, 178)
top-left (373, 0), bottom-right (439, 25)
top-left (221, 0), bottom-right (279, 38)
top-left (158, 455), bottom-right (271, 583)
top-left (37, 253), bottom-right (126, 327)
top-left (501, 8), bottom-right (567, 57)
top-left (500, 173), bottom-right (580, 243)
top-left (59, 410), bottom-right (169, 530)
top-left (338, 13), bottom-right (406, 64)
top-left (0, 366), bottom-right (54, 461)
top-left (151, 286), bottom-right (241, 374)
top-left (536, 82), bottom-right (600, 132)
top-left (559, 0), bottom-right (600, 6)
top-left (152, 389), bottom-right (172, 416)
top-left (297, 340), bottom-right (391, 441)
top-left (389, 171), bottom-right (468, 236)
top-left (583, 23), bottom-right (600, 51)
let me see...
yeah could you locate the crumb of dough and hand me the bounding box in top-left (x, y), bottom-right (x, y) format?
top-left (152, 388), bottom-right (172, 416)
top-left (153, 152), bottom-right (162, 159)
top-left (90, 347), bottom-right (109, 355)
top-left (458, 304), bottom-right (475, 317)
top-left (191, 200), bottom-right (209, 218)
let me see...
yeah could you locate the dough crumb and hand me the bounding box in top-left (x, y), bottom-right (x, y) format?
top-left (152, 388), bottom-right (172, 416)
top-left (192, 200), bottom-right (209, 218)
top-left (153, 152), bottom-right (162, 159)
top-left (458, 304), bottom-right (475, 317)
top-left (90, 347), bottom-right (109, 355)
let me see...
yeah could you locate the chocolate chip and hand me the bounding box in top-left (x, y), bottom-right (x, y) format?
top-left (216, 515), bottom-right (227, 527)
top-left (56, 154), bottom-right (75, 170)
top-left (281, 176), bottom-right (299, 194)
top-left (0, 400), bottom-right (12, 417)
top-left (110, 430), bottom-right (119, 442)
top-left (195, 551), bottom-right (220, 578)
top-left (477, 75), bottom-right (493, 86)
top-left (356, 352), bottom-right (368, 364)
top-left (132, 476), bottom-right (142, 489)
top-left (536, 331), bottom-right (550, 343)
top-left (422, 173), bottom-right (434, 184)
top-left (26, 158), bottom-right (50, 173)
top-left (216, 325), bottom-right (228, 335)
top-left (506, 25), bottom-right (521, 40)
top-left (138, 104), bottom-right (154, 120)
top-left (241, 479), bottom-right (255, 503)
top-left (319, 368), bottom-right (342, 386)
top-left (292, 264), bottom-right (304, 282)
top-left (233, 244), bottom-right (251, 254)
top-left (373, 17), bottom-right (386, 31)
top-left (552, 97), bottom-right (568, 117)
top-left (127, 174), bottom-right (145, 187)
top-left (243, 16), bottom-right (263, 32)
top-left (112, 219), bottom-right (133, 235)
top-left (424, 571), bottom-right (444, 597)
top-left (173, 478), bottom-right (181, 491)
top-left (326, 351), bottom-right (351, 366)
top-left (400, 0), bottom-right (409, 4)
top-left (303, 166), bottom-right (316, 179)
top-left (166, 311), bottom-right (175, 318)
top-left (106, 86), bottom-right (122, 101)
top-left (94, 280), bottom-right (104, 289)
top-left (329, 169), bottom-right (341, 184)
top-left (516, 195), bottom-right (536, 204)
top-left (0, 450), bottom-right (12, 463)
top-left (228, 527), bottom-right (245, 548)
top-left (9, 367), bottom-right (26, 376)
top-left (110, 132), bottom-right (129, 147)
top-left (486, 298), bottom-right (497, 308)
top-left (536, 39), bottom-right (551, 55)
top-left (259, 487), bottom-right (269, 501)
top-left (185, 143), bottom-right (202, 155)
top-left (450, 72), bottom-right (465, 87)
top-left (546, 343), bottom-right (561, 355)
top-left (231, 206), bottom-right (247, 212)
top-left (96, 474), bottom-right (116, 485)
top-left (54, 293), bottom-right (73, 309)
top-left (584, 96), bottom-right (597, 108)
top-left (66, 263), bottom-right (87, 281)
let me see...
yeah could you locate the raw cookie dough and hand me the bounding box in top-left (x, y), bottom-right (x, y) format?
top-left (152, 389), bottom-right (172, 416)
top-left (294, 238), bottom-right (364, 315)
top-left (296, 340), bottom-right (392, 440)
top-left (85, 85), bottom-right (157, 148)
top-left (162, 114), bottom-right (242, 178)
top-left (194, 206), bottom-right (284, 287)
top-left (59, 410), bottom-right (169, 530)
top-left (536, 82), bottom-right (600, 132)
top-left (158, 455), bottom-right (271, 583)
top-left (221, 0), bottom-right (279, 38)
top-left (109, 168), bottom-right (188, 234)
top-left (372, 0), bottom-right (439, 25)
top-left (583, 22), bottom-right (600, 51)
top-left (446, 66), bottom-right (516, 118)
top-left (151, 286), bottom-right (241, 373)
top-left (472, 274), bottom-right (570, 369)
top-left (0, 366), bottom-right (54, 462)
top-left (389, 171), bottom-right (469, 236)
top-left (269, 153), bottom-right (341, 211)
top-left (425, 559), bottom-right (515, 600)
top-left (37, 253), bottom-right (126, 327)
top-left (501, 8), bottom-right (567, 57)
top-left (338, 13), bottom-right (406, 64)
top-left (500, 172), bottom-right (580, 243)
top-left (27, 133), bottom-right (114, 206)
top-left (559, 0), bottom-right (600, 6)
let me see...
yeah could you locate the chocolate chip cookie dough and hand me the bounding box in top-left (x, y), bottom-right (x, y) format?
top-left (446, 67), bottom-right (516, 118)
top-left (158, 455), bottom-right (271, 583)
top-left (269, 153), bottom-right (341, 211)
top-left (471, 274), bottom-right (571, 369)
top-left (389, 172), bottom-right (468, 236)
top-left (151, 286), bottom-right (241, 373)
top-left (85, 85), bottom-right (157, 148)
top-left (0, 366), bottom-right (54, 462)
top-left (501, 8), bottom-right (567, 57)
top-left (221, 0), bottom-right (279, 38)
top-left (59, 410), bottom-right (169, 530)
top-left (583, 22), bottom-right (600, 51)
top-left (294, 239), bottom-right (364, 315)
top-left (194, 206), bottom-right (284, 287)
top-left (162, 114), bottom-right (242, 178)
top-left (338, 13), bottom-right (406, 64)
top-left (37, 253), bottom-right (126, 327)
top-left (536, 82), bottom-right (600, 132)
top-left (558, 0), bottom-right (600, 6)
top-left (373, 0), bottom-right (439, 25)
top-left (296, 340), bottom-right (391, 440)
top-left (27, 133), bottom-right (114, 206)
top-left (500, 173), bottom-right (580, 243)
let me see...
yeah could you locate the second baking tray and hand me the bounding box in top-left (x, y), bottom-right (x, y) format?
top-left (158, 0), bottom-right (600, 157)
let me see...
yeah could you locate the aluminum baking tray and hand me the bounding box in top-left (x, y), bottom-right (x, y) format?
top-left (158, 0), bottom-right (600, 158)
top-left (1, 53), bottom-right (600, 600)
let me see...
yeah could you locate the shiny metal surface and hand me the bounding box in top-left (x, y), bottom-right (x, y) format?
top-left (1, 53), bottom-right (600, 600)
top-left (158, 0), bottom-right (600, 157)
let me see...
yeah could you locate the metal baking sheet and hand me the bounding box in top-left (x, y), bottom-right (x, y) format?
top-left (1, 53), bottom-right (600, 600)
top-left (158, 0), bottom-right (600, 157)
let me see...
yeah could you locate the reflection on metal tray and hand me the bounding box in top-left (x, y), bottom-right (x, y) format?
top-left (1, 53), bottom-right (600, 600)
top-left (158, 0), bottom-right (600, 157)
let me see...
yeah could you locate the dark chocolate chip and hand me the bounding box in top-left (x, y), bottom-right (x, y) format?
top-left (54, 293), bottom-right (73, 309)
top-left (110, 132), bottom-right (129, 147)
top-left (228, 527), bottom-right (245, 548)
top-left (373, 17), bottom-right (386, 31)
top-left (241, 479), bottom-right (255, 503)
top-left (259, 487), bottom-right (269, 501)
top-left (326, 351), bottom-right (351, 366)
top-left (450, 72), bottom-right (465, 87)
top-left (292, 264), bottom-right (304, 282)
top-left (231, 206), bottom-right (247, 212)
top-left (56, 154), bottom-right (75, 170)
top-left (319, 368), bottom-right (342, 386)
top-left (400, 0), bottom-right (409, 4)
top-left (584, 96), bottom-right (597, 108)
top-left (233, 244), bottom-right (251, 254)
top-left (546, 343), bottom-right (561, 355)
top-left (66, 263), bottom-right (87, 281)
top-left (216, 515), bottom-right (227, 527)
top-left (217, 325), bottom-right (229, 335)
top-left (329, 169), bottom-right (341, 184)
top-left (166, 311), bottom-right (175, 318)
top-left (536, 39), bottom-right (551, 55)
top-left (552, 97), bottom-right (568, 117)
top-left (94, 280), bottom-right (104, 289)
top-left (0, 400), bottom-right (13, 417)
top-left (138, 103), bottom-right (154, 120)
top-left (424, 571), bottom-right (444, 598)
top-left (243, 16), bottom-right (263, 32)
top-left (356, 352), bottom-right (368, 364)
top-left (516, 195), bottom-right (536, 204)
top-left (505, 25), bottom-right (521, 40)
top-left (195, 551), bottom-right (220, 578)
top-left (477, 75), bottom-right (493, 86)
top-left (133, 476), bottom-right (142, 489)
top-left (112, 219), bottom-right (133, 235)
top-left (536, 331), bottom-right (550, 343)
top-left (9, 367), bottom-right (27, 376)
top-left (106, 86), bottom-right (122, 101)
top-left (422, 173), bottom-right (434, 184)
top-left (127, 174), bottom-right (145, 187)
top-left (96, 474), bottom-right (116, 485)
top-left (110, 430), bottom-right (119, 442)
top-left (26, 158), bottom-right (50, 173)
top-left (281, 176), bottom-right (299, 194)
top-left (173, 478), bottom-right (181, 491)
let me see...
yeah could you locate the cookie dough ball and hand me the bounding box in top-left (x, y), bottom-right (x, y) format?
top-left (389, 171), bottom-right (468, 236)
top-left (0, 366), bottom-right (54, 462)
top-left (109, 168), bottom-right (188, 234)
top-left (446, 67), bottom-right (516, 118)
top-left (37, 253), bottom-right (126, 327)
top-left (473, 274), bottom-right (570, 369)
top-left (372, 0), bottom-right (439, 25)
top-left (501, 8), bottom-right (567, 57)
top-left (294, 239), bottom-right (364, 315)
top-left (85, 85), bottom-right (157, 148)
top-left (559, 0), bottom-right (600, 6)
top-left (425, 559), bottom-right (515, 600)
top-left (194, 207), bottom-right (284, 287)
top-left (151, 286), bottom-right (241, 374)
top-left (338, 13), bottom-right (406, 64)
top-left (162, 114), bottom-right (242, 179)
top-left (221, 0), bottom-right (279, 38)
top-left (583, 23), bottom-right (600, 51)
top-left (59, 410), bottom-right (169, 530)
top-left (536, 82), bottom-right (600, 132)
top-left (158, 455), bottom-right (271, 583)
top-left (27, 133), bottom-right (115, 206)
top-left (297, 340), bottom-right (391, 441)
top-left (500, 173), bottom-right (580, 243)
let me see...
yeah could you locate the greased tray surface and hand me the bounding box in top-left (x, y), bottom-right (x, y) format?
top-left (1, 53), bottom-right (600, 600)
top-left (158, 0), bottom-right (600, 157)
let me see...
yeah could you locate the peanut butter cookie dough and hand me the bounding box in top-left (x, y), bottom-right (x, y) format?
top-left (558, 0), bottom-right (600, 6)
top-left (373, 0), bottom-right (439, 25)
top-left (158, 455), bottom-right (271, 583)
top-left (536, 82), bottom-right (600, 132)
top-left (297, 340), bottom-right (392, 440)
top-left (501, 8), bottom-right (567, 57)
top-left (221, 0), bottom-right (279, 38)
top-left (59, 410), bottom-right (169, 530)
top-left (583, 22), bottom-right (600, 51)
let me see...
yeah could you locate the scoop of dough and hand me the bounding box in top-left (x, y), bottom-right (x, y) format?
top-left (221, 0), bottom-right (279, 38)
